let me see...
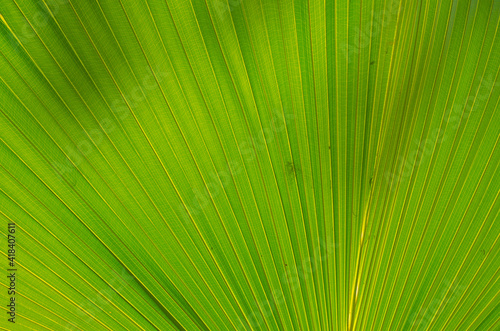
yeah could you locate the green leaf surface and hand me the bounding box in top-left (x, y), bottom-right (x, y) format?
top-left (0, 0), bottom-right (499, 330)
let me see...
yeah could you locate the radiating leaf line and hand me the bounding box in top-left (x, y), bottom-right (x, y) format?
top-left (60, 3), bottom-right (265, 328)
top-left (211, 3), bottom-right (322, 329)
top-left (0, 69), bottom-right (220, 328)
top-left (370, 1), bottom-right (470, 328)
top-left (112, 2), bottom-right (276, 328)
top-left (421, 134), bottom-right (500, 330)
top-left (0, 56), bottom-right (226, 328)
top-left (0, 42), bottom-right (243, 329)
top-left (352, 3), bottom-right (409, 325)
top-left (9, 245), bottom-right (134, 330)
top-left (0, 200), bottom-right (158, 330)
top-left (388, 8), bottom-right (499, 330)
top-left (440, 207), bottom-right (500, 330)
top-left (355, 0), bottom-right (440, 326)
top-left (349, 0), bottom-right (396, 325)
top-left (86, 3), bottom-right (266, 325)
top-left (158, 1), bottom-right (294, 328)
top-left (275, 1), bottom-right (320, 329)
top-left (223, 1), bottom-right (313, 327)
top-left (0, 135), bottom-right (192, 329)
top-left (365, 2), bottom-right (426, 326)
top-left (2, 280), bottom-right (89, 330)
top-left (0, 253), bottom-right (113, 330)
top-left (1, 0), bottom-right (498, 329)
top-left (0, 172), bottom-right (169, 329)
top-left (397, 67), bottom-right (500, 331)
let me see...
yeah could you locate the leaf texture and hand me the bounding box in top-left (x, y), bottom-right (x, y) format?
top-left (0, 0), bottom-right (499, 330)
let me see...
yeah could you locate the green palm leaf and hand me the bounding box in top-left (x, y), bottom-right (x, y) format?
top-left (0, 0), bottom-right (499, 329)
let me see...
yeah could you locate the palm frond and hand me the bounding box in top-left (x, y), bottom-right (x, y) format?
top-left (0, 0), bottom-right (499, 330)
